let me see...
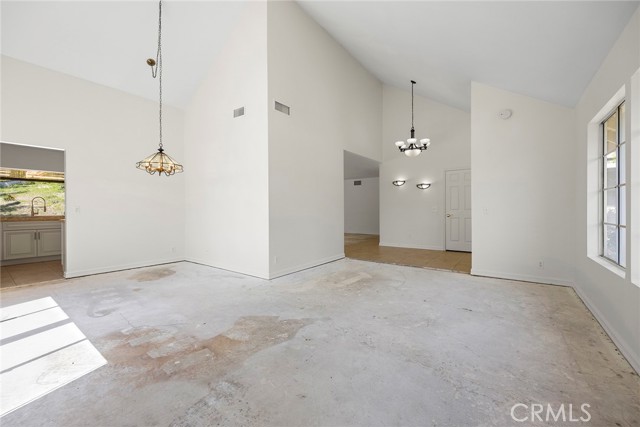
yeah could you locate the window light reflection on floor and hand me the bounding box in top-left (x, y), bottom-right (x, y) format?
top-left (0, 297), bottom-right (106, 417)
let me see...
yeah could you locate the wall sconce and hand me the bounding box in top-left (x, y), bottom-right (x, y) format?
top-left (416, 183), bottom-right (431, 189)
top-left (392, 180), bottom-right (406, 186)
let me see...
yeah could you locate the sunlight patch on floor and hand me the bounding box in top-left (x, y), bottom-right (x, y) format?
top-left (0, 297), bottom-right (106, 417)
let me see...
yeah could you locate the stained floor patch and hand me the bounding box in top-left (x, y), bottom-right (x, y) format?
top-left (102, 315), bottom-right (312, 389)
top-left (129, 268), bottom-right (176, 282)
top-left (288, 268), bottom-right (400, 295)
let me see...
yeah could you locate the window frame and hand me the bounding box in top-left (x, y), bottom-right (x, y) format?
top-left (599, 101), bottom-right (626, 267)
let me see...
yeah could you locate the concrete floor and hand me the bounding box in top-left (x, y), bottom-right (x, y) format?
top-left (345, 234), bottom-right (472, 274)
top-left (0, 260), bottom-right (638, 426)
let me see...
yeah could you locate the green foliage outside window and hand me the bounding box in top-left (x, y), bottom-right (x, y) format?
top-left (0, 179), bottom-right (65, 217)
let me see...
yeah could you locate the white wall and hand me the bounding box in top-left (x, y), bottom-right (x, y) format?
top-left (1, 56), bottom-right (185, 277)
top-left (183, 2), bottom-right (270, 279)
top-left (471, 82), bottom-right (575, 286)
top-left (380, 85), bottom-right (470, 250)
top-left (344, 177), bottom-right (379, 235)
top-left (267, 1), bottom-right (382, 278)
top-left (573, 9), bottom-right (640, 372)
top-left (0, 143), bottom-right (64, 172)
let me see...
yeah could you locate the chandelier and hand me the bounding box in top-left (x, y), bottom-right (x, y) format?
top-left (136, 0), bottom-right (183, 177)
top-left (394, 80), bottom-right (431, 157)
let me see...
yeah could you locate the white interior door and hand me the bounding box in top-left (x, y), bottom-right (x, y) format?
top-left (445, 169), bottom-right (472, 252)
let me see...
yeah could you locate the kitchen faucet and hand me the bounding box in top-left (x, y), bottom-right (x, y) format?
top-left (31, 197), bottom-right (47, 216)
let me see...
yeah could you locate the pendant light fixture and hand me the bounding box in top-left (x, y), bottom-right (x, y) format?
top-left (136, 0), bottom-right (183, 177)
top-left (394, 80), bottom-right (431, 157)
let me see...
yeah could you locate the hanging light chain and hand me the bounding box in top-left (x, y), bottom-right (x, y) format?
top-left (411, 80), bottom-right (415, 131)
top-left (150, 0), bottom-right (163, 150)
top-left (158, 0), bottom-right (163, 149)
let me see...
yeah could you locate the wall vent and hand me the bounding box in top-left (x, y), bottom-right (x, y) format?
top-left (275, 101), bottom-right (290, 115)
top-left (354, 180), bottom-right (362, 186)
top-left (233, 107), bottom-right (245, 118)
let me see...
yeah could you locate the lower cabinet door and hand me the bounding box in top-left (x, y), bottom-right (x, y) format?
top-left (38, 229), bottom-right (62, 257)
top-left (3, 230), bottom-right (37, 260)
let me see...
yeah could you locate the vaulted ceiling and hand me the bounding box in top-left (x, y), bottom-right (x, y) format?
top-left (299, 1), bottom-right (639, 110)
top-left (2, 1), bottom-right (638, 111)
top-left (1, 1), bottom-right (246, 108)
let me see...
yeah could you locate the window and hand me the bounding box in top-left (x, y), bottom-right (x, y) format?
top-left (600, 102), bottom-right (626, 267)
top-left (0, 168), bottom-right (65, 217)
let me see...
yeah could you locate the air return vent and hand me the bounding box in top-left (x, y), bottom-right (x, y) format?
top-left (275, 101), bottom-right (290, 115)
top-left (354, 180), bottom-right (362, 186)
top-left (233, 107), bottom-right (245, 118)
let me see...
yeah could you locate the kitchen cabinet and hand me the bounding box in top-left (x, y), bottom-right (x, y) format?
top-left (3, 230), bottom-right (37, 259)
top-left (37, 229), bottom-right (62, 257)
top-left (1, 221), bottom-right (62, 260)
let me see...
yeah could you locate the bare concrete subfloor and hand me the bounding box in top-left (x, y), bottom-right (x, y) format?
top-left (1, 260), bottom-right (638, 427)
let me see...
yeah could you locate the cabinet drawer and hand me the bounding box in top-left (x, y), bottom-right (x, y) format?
top-left (2, 221), bottom-right (62, 231)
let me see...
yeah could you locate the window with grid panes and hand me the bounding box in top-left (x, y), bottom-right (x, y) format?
top-left (601, 102), bottom-right (626, 267)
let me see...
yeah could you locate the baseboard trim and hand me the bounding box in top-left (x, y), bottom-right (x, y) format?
top-left (2, 255), bottom-right (61, 266)
top-left (184, 257), bottom-right (269, 280)
top-left (470, 268), bottom-right (574, 287)
top-left (379, 241), bottom-right (444, 251)
top-left (269, 253), bottom-right (345, 279)
top-left (65, 254), bottom-right (347, 281)
top-left (64, 258), bottom-right (184, 279)
top-left (573, 286), bottom-right (640, 374)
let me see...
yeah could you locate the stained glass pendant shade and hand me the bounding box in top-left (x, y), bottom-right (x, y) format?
top-left (136, 148), bottom-right (183, 176)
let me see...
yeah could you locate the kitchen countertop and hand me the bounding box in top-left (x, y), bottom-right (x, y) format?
top-left (0, 216), bottom-right (65, 222)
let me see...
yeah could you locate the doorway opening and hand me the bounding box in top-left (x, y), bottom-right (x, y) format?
top-left (343, 154), bottom-right (471, 273)
top-left (0, 142), bottom-right (66, 289)
top-left (343, 150), bottom-right (380, 255)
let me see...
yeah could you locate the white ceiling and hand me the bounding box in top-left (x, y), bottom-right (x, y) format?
top-left (299, 1), bottom-right (639, 111)
top-left (2, 1), bottom-right (638, 111)
top-left (1, 1), bottom-right (246, 108)
top-left (344, 150), bottom-right (379, 179)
